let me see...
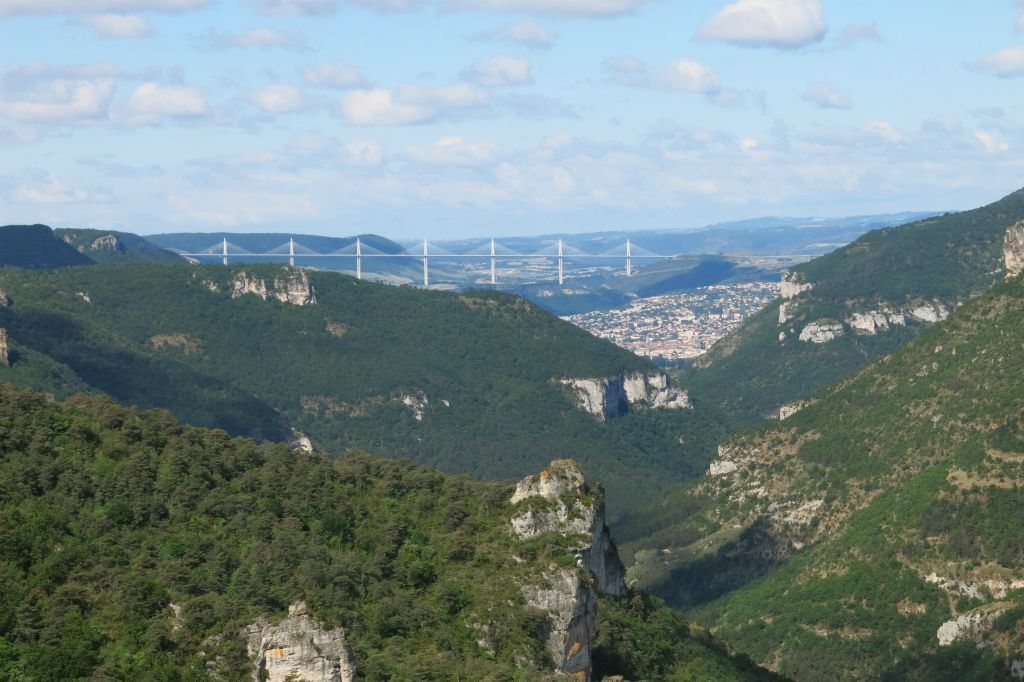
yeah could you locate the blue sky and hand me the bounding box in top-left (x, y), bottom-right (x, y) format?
top-left (1, 0), bottom-right (1023, 239)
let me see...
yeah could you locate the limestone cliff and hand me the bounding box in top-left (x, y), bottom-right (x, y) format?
top-left (231, 268), bottom-right (318, 306)
top-left (1005, 220), bottom-right (1024, 278)
top-left (0, 289), bottom-right (10, 307)
top-left (245, 601), bottom-right (355, 682)
top-left (511, 460), bottom-right (628, 681)
top-left (779, 271), bottom-right (813, 300)
top-left (798, 319), bottom-right (844, 344)
top-left (0, 328), bottom-right (8, 367)
top-left (559, 371), bottom-right (690, 421)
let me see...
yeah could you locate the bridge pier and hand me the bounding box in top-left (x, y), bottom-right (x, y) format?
top-left (422, 240), bottom-right (429, 287)
top-left (557, 239), bottom-right (564, 286)
top-left (490, 238), bottom-right (496, 285)
top-left (626, 239), bottom-right (632, 277)
top-left (356, 238), bottom-right (362, 280)
top-left (289, 238), bottom-right (295, 267)
top-left (222, 238), bottom-right (228, 266)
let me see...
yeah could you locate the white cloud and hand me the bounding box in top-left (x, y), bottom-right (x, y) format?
top-left (406, 136), bottom-right (498, 165)
top-left (472, 21), bottom-right (555, 48)
top-left (801, 82), bottom-right (852, 109)
top-left (445, 0), bottom-right (648, 17)
top-left (0, 0), bottom-right (208, 15)
top-left (866, 121), bottom-right (905, 144)
top-left (606, 57), bottom-right (721, 95)
top-left (340, 89), bottom-right (433, 125)
top-left (304, 62), bottom-right (366, 89)
top-left (972, 46), bottom-right (1024, 78)
top-left (121, 82), bottom-right (207, 124)
top-left (201, 27), bottom-right (307, 50)
top-left (339, 83), bottom-right (491, 125)
top-left (462, 55), bottom-right (532, 87)
top-left (346, 139), bottom-right (383, 165)
top-left (79, 13), bottom-right (151, 38)
top-left (0, 62), bottom-right (118, 123)
top-left (974, 131), bottom-right (1009, 154)
top-left (246, 84), bottom-right (307, 113)
top-left (11, 177), bottom-right (109, 204)
top-left (699, 0), bottom-right (827, 49)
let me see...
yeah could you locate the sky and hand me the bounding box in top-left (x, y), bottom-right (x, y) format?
top-left (1, 0), bottom-right (1023, 239)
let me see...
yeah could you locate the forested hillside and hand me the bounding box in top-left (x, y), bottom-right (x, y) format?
top-left (0, 384), bottom-right (783, 681)
top-left (0, 225), bottom-right (94, 269)
top-left (682, 187), bottom-right (1024, 421)
top-left (629, 271), bottom-right (1024, 680)
top-left (56, 228), bottom-right (181, 263)
top-left (0, 263), bottom-right (731, 523)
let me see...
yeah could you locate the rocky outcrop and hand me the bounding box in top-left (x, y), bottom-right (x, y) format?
top-left (0, 328), bottom-right (8, 367)
top-left (290, 432), bottom-right (313, 453)
top-left (799, 319), bottom-right (844, 344)
top-left (399, 393), bottom-right (428, 421)
top-left (780, 271), bottom-right (813, 300)
top-left (779, 399), bottom-right (809, 420)
top-left (846, 309), bottom-right (906, 335)
top-left (560, 372), bottom-right (690, 421)
top-left (90, 234), bottom-right (121, 251)
top-left (245, 601), bottom-right (355, 682)
top-left (778, 301), bottom-right (796, 325)
top-left (511, 460), bottom-right (628, 680)
top-left (232, 268), bottom-right (318, 306)
top-left (273, 268), bottom-right (318, 306)
top-left (936, 607), bottom-right (1004, 647)
top-left (0, 290), bottom-right (10, 307)
top-left (908, 302), bottom-right (949, 323)
top-left (1005, 220), bottom-right (1024, 279)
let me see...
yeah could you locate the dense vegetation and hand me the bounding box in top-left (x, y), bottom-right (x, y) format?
top-left (630, 272), bottom-right (1024, 680)
top-left (0, 263), bottom-right (732, 526)
top-left (55, 228), bottom-right (181, 263)
top-left (681, 187), bottom-right (1024, 421)
top-left (0, 384), bottom-right (782, 681)
top-left (0, 225), bottom-right (93, 269)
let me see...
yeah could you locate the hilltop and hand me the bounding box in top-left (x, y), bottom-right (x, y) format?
top-left (0, 225), bottom-right (94, 269)
top-left (0, 384), bottom-right (783, 681)
top-left (628, 265), bottom-right (1024, 680)
top-left (681, 187), bottom-right (1024, 422)
top-left (56, 228), bottom-right (180, 263)
top-left (0, 262), bottom-right (730, 523)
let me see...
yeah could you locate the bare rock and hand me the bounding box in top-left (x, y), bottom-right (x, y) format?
top-left (0, 328), bottom-right (8, 367)
top-left (245, 601), bottom-right (355, 682)
top-left (779, 400), bottom-right (809, 420)
top-left (90, 234), bottom-right (121, 251)
top-left (799, 319), bottom-right (844, 344)
top-left (232, 272), bottom-right (270, 300)
top-left (1005, 220), bottom-right (1024, 278)
top-left (907, 302), bottom-right (949, 324)
top-left (273, 268), bottom-right (318, 306)
top-left (512, 460), bottom-right (628, 681)
top-left (560, 371), bottom-right (690, 422)
top-left (846, 309), bottom-right (906, 335)
top-left (780, 271), bottom-right (813, 300)
top-left (0, 290), bottom-right (10, 307)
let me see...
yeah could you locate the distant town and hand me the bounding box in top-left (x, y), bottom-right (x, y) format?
top-left (565, 282), bottom-right (780, 362)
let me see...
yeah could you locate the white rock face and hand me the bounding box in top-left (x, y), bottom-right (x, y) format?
top-left (273, 268), bottom-right (318, 306)
top-left (1005, 220), bottom-right (1024, 279)
top-left (709, 459), bottom-right (738, 476)
top-left (90, 234), bottom-right (120, 251)
top-left (908, 303), bottom-right (949, 323)
top-left (936, 612), bottom-right (990, 646)
top-left (232, 268), bottom-right (318, 305)
top-left (780, 271), bottom-right (813, 300)
top-left (512, 460), bottom-right (628, 680)
top-left (799, 319), bottom-right (844, 344)
top-left (0, 290), bottom-right (10, 307)
top-left (399, 393), bottom-right (428, 421)
top-left (846, 309), bottom-right (906, 335)
top-left (245, 601), bottom-right (355, 682)
top-left (0, 328), bottom-right (8, 367)
top-left (1012, 659), bottom-right (1024, 679)
top-left (778, 301), bottom-right (795, 325)
top-left (779, 400), bottom-right (809, 420)
top-left (560, 371), bottom-right (690, 421)
top-left (290, 432), bottom-right (313, 453)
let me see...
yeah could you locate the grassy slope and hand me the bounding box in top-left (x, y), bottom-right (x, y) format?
top-left (681, 187), bottom-right (1024, 422)
top-left (0, 384), bottom-right (783, 682)
top-left (633, 274), bottom-right (1024, 680)
top-left (0, 263), bottom-right (732, 524)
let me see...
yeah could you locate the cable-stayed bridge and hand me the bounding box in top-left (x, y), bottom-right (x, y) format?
top-left (172, 237), bottom-right (671, 286)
